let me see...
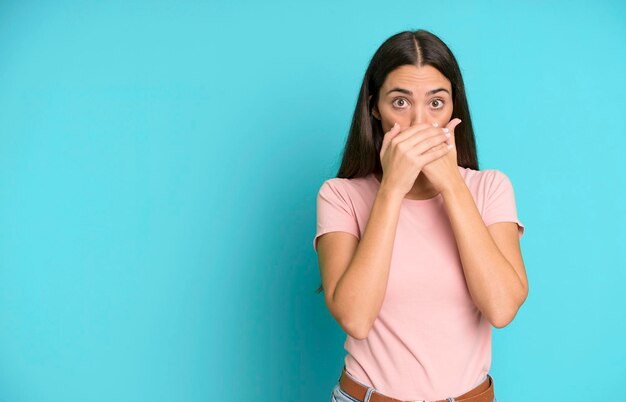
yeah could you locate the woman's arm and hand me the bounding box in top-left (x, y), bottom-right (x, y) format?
top-left (319, 186), bottom-right (404, 340)
top-left (441, 173), bottom-right (528, 328)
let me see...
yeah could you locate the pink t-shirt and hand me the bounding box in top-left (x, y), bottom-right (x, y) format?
top-left (313, 166), bottom-right (525, 401)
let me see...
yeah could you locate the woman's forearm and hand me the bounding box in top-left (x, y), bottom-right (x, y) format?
top-left (332, 185), bottom-right (403, 339)
top-left (440, 175), bottom-right (526, 328)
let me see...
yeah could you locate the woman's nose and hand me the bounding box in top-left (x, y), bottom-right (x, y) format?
top-left (411, 108), bottom-right (431, 126)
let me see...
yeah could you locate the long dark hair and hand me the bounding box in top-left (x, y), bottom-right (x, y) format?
top-left (315, 29), bottom-right (480, 294)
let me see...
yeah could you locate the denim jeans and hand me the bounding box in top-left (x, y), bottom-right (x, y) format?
top-left (330, 380), bottom-right (498, 402)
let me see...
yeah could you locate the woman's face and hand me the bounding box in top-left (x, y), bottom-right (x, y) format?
top-left (370, 64), bottom-right (454, 133)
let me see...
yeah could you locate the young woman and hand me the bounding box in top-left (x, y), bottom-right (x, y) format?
top-left (313, 29), bottom-right (528, 402)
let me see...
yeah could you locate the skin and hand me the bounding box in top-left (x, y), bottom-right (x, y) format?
top-left (318, 66), bottom-right (528, 339)
top-left (369, 64), bottom-right (459, 199)
top-left (317, 64), bottom-right (528, 341)
top-left (367, 64), bottom-right (529, 328)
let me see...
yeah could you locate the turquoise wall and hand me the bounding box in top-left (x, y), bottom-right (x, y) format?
top-left (0, 1), bottom-right (624, 401)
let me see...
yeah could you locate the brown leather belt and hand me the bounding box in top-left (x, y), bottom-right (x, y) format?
top-left (338, 365), bottom-right (495, 402)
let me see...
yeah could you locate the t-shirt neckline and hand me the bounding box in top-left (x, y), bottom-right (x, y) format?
top-left (367, 173), bottom-right (443, 203)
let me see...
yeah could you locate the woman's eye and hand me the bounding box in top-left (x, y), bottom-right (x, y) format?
top-left (392, 98), bottom-right (408, 108)
top-left (431, 99), bottom-right (445, 109)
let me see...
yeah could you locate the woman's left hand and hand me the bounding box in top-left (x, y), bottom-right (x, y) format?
top-left (420, 118), bottom-right (463, 193)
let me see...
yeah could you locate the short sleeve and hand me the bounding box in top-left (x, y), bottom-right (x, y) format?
top-left (313, 180), bottom-right (360, 253)
top-left (483, 170), bottom-right (525, 240)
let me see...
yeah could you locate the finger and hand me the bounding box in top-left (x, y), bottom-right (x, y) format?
top-left (446, 118), bottom-right (462, 131)
top-left (380, 122), bottom-right (402, 156)
top-left (391, 122), bottom-right (433, 144)
top-left (421, 141), bottom-right (451, 165)
top-left (403, 126), bottom-right (450, 151)
top-left (445, 118), bottom-right (462, 145)
top-left (397, 125), bottom-right (448, 151)
top-left (410, 130), bottom-right (451, 155)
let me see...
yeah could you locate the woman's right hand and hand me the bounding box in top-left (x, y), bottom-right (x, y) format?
top-left (378, 122), bottom-right (452, 198)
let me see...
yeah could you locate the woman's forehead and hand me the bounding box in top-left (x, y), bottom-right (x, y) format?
top-left (383, 65), bottom-right (451, 92)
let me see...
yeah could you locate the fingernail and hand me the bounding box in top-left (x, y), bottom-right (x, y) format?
top-left (432, 122), bottom-right (439, 127)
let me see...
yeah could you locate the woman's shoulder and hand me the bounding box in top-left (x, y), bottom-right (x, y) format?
top-left (458, 165), bottom-right (507, 183)
top-left (316, 174), bottom-right (377, 209)
top-left (318, 174), bottom-right (374, 192)
top-left (458, 166), bottom-right (516, 198)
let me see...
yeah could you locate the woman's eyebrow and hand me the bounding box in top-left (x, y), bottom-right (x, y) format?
top-left (385, 87), bottom-right (450, 96)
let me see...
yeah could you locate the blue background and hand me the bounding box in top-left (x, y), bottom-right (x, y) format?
top-left (1, 1), bottom-right (624, 401)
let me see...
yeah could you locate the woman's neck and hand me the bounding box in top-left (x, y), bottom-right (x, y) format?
top-left (374, 172), bottom-right (440, 200)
